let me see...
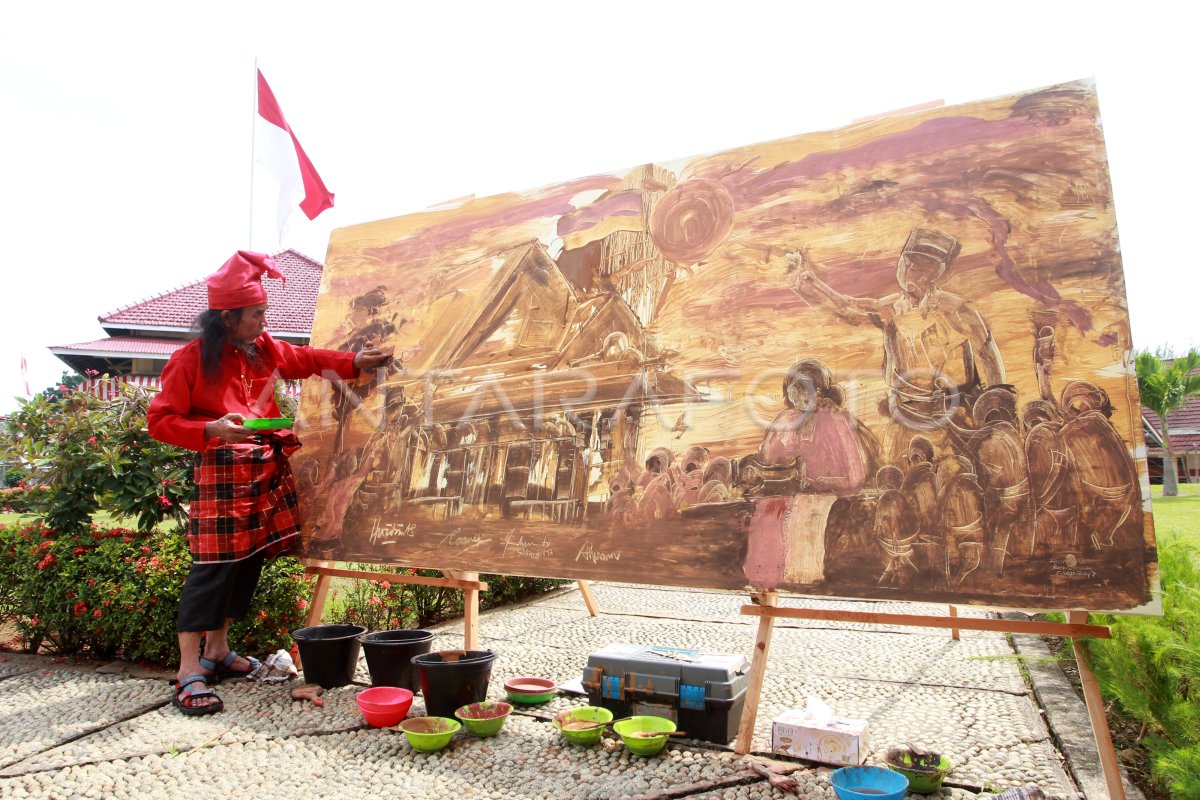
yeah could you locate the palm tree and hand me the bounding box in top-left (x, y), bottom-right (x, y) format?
top-left (1136, 348), bottom-right (1200, 496)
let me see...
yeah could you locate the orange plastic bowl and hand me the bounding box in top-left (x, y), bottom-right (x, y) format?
top-left (356, 686), bottom-right (414, 727)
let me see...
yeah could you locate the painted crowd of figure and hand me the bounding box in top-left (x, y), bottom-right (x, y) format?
top-left (601, 229), bottom-right (1142, 593)
top-left (298, 228), bottom-right (1143, 597)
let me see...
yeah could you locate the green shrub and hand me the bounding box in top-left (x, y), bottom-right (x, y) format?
top-left (0, 485), bottom-right (51, 514)
top-left (0, 519), bottom-right (313, 664)
top-left (0, 380), bottom-right (192, 534)
top-left (326, 565), bottom-right (567, 631)
top-left (1088, 536), bottom-right (1200, 799)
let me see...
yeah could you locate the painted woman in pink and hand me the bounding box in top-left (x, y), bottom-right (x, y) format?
top-left (742, 360), bottom-right (870, 590)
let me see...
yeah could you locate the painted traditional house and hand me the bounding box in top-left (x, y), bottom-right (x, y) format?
top-left (49, 250), bottom-right (324, 396)
top-left (388, 240), bottom-right (695, 523)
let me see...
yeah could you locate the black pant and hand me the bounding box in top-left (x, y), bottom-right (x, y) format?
top-left (176, 552), bottom-right (267, 633)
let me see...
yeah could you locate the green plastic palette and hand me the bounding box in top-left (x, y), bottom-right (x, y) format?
top-left (242, 417), bottom-right (294, 430)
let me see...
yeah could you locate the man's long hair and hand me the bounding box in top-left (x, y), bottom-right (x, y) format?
top-left (193, 309), bottom-right (242, 379)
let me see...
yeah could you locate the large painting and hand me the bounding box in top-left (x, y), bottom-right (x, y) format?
top-left (294, 79), bottom-right (1157, 611)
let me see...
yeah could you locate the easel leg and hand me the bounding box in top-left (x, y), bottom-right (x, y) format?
top-left (949, 605), bottom-right (960, 640)
top-left (577, 580), bottom-right (600, 617)
top-left (1068, 611), bottom-right (1126, 800)
top-left (295, 571), bottom-right (334, 671)
top-left (462, 571), bottom-right (480, 650)
top-left (735, 592), bottom-right (778, 755)
top-left (305, 572), bottom-right (332, 628)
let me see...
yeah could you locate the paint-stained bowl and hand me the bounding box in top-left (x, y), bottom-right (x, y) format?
top-left (884, 750), bottom-right (952, 794)
top-left (612, 715), bottom-right (676, 756)
top-left (355, 686), bottom-right (414, 727)
top-left (454, 701), bottom-right (512, 737)
top-left (552, 706), bottom-right (614, 746)
top-left (396, 716), bottom-right (461, 752)
top-left (829, 766), bottom-right (909, 800)
top-left (503, 676), bottom-right (556, 704)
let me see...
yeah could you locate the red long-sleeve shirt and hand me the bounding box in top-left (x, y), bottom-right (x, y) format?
top-left (148, 332), bottom-right (357, 452)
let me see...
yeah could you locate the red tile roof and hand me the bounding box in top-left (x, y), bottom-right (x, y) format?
top-left (1143, 395), bottom-right (1200, 452)
top-left (50, 336), bottom-right (186, 357)
top-left (99, 249), bottom-right (323, 334)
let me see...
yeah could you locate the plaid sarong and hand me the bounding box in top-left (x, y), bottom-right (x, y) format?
top-left (189, 432), bottom-right (302, 564)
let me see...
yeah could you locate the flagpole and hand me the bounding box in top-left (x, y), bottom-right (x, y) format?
top-left (248, 57), bottom-right (258, 250)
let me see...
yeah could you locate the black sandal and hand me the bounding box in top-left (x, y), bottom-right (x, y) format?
top-left (172, 674), bottom-right (223, 716)
top-left (199, 650), bottom-right (261, 683)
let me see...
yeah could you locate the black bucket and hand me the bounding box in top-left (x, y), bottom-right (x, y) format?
top-left (291, 624), bottom-right (367, 688)
top-left (360, 629), bottom-right (435, 691)
top-left (412, 649), bottom-right (497, 717)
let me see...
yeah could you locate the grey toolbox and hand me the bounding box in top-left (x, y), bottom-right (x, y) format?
top-left (581, 643), bottom-right (749, 743)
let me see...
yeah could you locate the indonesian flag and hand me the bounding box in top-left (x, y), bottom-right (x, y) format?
top-left (20, 356), bottom-right (30, 397)
top-left (255, 69), bottom-right (334, 246)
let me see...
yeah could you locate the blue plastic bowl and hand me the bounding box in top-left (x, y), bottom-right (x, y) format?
top-left (829, 766), bottom-right (909, 800)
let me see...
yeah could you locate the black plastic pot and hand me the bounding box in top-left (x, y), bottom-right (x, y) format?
top-left (291, 624), bottom-right (367, 688)
top-left (360, 629), bottom-right (435, 691)
top-left (412, 649), bottom-right (498, 717)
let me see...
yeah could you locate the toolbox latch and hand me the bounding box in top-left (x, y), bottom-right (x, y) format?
top-left (680, 683), bottom-right (706, 710)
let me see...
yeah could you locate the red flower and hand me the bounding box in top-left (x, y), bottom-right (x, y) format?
top-left (140, 546), bottom-right (152, 555)
top-left (258, 610), bottom-right (269, 621)
top-left (87, 437), bottom-right (97, 444)
top-left (157, 495), bottom-right (173, 509)
top-left (37, 554), bottom-right (56, 570)
top-left (73, 547), bottom-right (87, 556)
top-left (296, 598), bottom-right (309, 611)
top-left (72, 601), bottom-right (88, 617)
top-left (92, 609), bottom-right (103, 619)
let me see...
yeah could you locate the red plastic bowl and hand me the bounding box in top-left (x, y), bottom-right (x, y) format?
top-left (356, 686), bottom-right (414, 727)
top-left (503, 676), bottom-right (555, 694)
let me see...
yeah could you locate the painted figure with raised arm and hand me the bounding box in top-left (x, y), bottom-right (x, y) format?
top-left (792, 229), bottom-right (1005, 433)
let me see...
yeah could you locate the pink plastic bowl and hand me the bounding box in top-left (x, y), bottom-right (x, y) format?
top-left (356, 686), bottom-right (414, 727)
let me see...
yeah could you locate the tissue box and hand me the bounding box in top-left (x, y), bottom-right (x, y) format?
top-left (771, 709), bottom-right (869, 765)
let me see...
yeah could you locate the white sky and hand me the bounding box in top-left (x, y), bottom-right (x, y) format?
top-left (1, 1), bottom-right (1196, 411)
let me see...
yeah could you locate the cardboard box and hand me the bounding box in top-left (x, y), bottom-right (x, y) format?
top-left (771, 708), bottom-right (869, 765)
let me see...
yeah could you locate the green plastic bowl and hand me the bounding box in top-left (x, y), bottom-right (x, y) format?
top-left (612, 715), bottom-right (676, 756)
top-left (397, 716), bottom-right (460, 752)
top-left (454, 701), bottom-right (512, 737)
top-left (242, 417), bottom-right (294, 430)
top-left (552, 706), bottom-right (614, 746)
top-left (884, 751), bottom-right (952, 793)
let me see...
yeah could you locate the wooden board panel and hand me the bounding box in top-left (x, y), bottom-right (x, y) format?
top-left (293, 79), bottom-right (1157, 612)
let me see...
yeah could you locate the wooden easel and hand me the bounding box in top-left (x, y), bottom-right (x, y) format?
top-left (734, 597), bottom-right (1125, 800)
top-left (300, 560), bottom-right (599, 650)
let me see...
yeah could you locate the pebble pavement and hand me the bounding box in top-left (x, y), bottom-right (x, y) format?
top-left (0, 583), bottom-right (1121, 799)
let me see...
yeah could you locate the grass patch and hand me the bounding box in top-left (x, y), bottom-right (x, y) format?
top-left (1149, 482), bottom-right (1200, 548)
top-left (0, 511), bottom-right (167, 530)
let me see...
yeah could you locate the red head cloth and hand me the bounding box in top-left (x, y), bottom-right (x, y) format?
top-left (206, 251), bottom-right (286, 310)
